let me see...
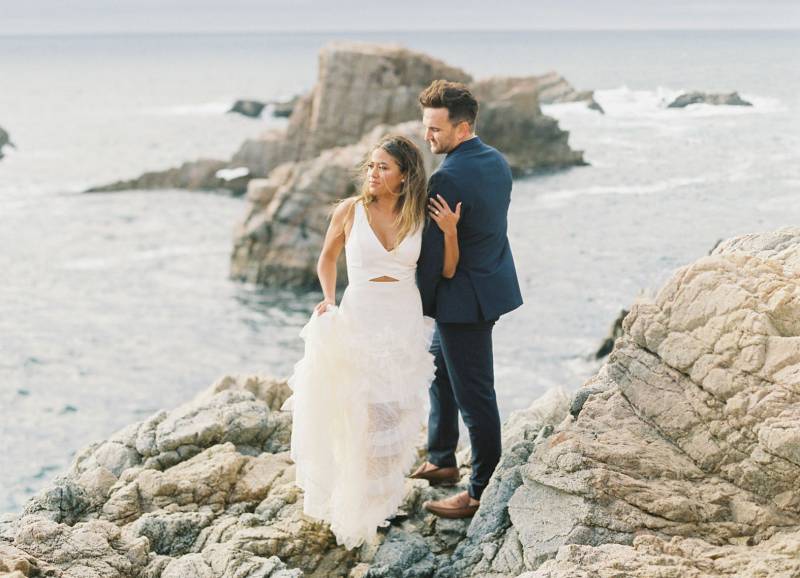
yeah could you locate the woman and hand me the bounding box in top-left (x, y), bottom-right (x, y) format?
top-left (283, 134), bottom-right (460, 549)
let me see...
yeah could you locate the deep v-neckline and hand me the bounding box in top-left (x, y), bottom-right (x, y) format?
top-left (361, 201), bottom-right (404, 254)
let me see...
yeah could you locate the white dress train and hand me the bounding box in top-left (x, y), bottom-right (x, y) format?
top-left (282, 200), bottom-right (435, 549)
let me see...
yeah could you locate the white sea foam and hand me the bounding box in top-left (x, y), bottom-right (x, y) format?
top-left (140, 102), bottom-right (234, 116)
top-left (535, 175), bottom-right (710, 209)
top-left (215, 166), bottom-right (250, 181)
top-left (545, 86), bottom-right (782, 120)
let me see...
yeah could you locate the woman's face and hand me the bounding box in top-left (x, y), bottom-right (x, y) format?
top-left (367, 147), bottom-right (404, 196)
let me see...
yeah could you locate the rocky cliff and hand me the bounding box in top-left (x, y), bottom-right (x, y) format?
top-left (86, 43), bottom-right (585, 195)
top-left (3, 228), bottom-right (799, 577)
top-left (227, 44), bottom-right (588, 289)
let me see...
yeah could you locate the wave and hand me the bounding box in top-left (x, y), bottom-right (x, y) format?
top-left (140, 101), bottom-right (235, 116)
top-left (543, 86), bottom-right (783, 119)
top-left (534, 175), bottom-right (709, 209)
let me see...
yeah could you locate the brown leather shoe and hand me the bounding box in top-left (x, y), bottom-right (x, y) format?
top-left (410, 462), bottom-right (460, 486)
top-left (423, 490), bottom-right (479, 519)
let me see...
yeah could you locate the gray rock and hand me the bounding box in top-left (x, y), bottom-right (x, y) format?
top-left (366, 530), bottom-right (435, 578)
top-left (271, 96), bottom-right (299, 118)
top-left (667, 91), bottom-right (753, 108)
top-left (477, 89), bottom-right (586, 176)
top-left (229, 99), bottom-right (267, 118)
top-left (84, 158), bottom-right (241, 194)
top-left (127, 510), bottom-right (216, 556)
top-left (473, 72), bottom-right (604, 114)
top-left (594, 308), bottom-right (628, 359)
top-left (0, 125), bottom-right (14, 160)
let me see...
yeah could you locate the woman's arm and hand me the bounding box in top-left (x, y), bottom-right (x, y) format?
top-left (428, 194), bottom-right (461, 279)
top-left (315, 199), bottom-right (355, 314)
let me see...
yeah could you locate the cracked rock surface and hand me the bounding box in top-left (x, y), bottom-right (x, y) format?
top-left (3, 228), bottom-right (799, 577)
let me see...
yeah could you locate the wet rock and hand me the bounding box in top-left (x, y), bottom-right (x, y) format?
top-left (229, 99), bottom-right (267, 118)
top-left (594, 308), bottom-right (628, 359)
top-left (667, 91), bottom-right (753, 108)
top-left (84, 159), bottom-right (240, 195)
top-left (271, 96), bottom-right (299, 118)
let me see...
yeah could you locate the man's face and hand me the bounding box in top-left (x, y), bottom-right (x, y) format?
top-left (422, 107), bottom-right (460, 155)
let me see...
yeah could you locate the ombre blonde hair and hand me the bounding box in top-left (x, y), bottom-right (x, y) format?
top-left (353, 135), bottom-right (428, 246)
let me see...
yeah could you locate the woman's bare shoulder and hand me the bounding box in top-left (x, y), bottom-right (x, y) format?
top-left (330, 197), bottom-right (359, 238)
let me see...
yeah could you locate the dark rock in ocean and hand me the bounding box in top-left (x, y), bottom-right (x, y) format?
top-left (667, 91), bottom-right (753, 108)
top-left (594, 308), bottom-right (629, 359)
top-left (0, 125), bottom-right (15, 159)
top-left (86, 44), bottom-right (588, 204)
top-left (228, 99), bottom-right (267, 118)
top-left (230, 45), bottom-right (590, 289)
top-left (271, 96), bottom-right (299, 118)
top-left (478, 89), bottom-right (586, 176)
top-left (587, 99), bottom-right (605, 114)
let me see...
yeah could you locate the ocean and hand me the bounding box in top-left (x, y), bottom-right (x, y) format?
top-left (1, 30), bottom-right (798, 513)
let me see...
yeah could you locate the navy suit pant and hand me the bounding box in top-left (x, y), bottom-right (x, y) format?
top-left (427, 320), bottom-right (501, 500)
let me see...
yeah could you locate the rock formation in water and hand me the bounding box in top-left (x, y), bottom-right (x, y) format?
top-left (84, 43), bottom-right (585, 196)
top-left (474, 72), bottom-right (604, 113)
top-left (594, 308), bottom-right (629, 359)
top-left (227, 44), bottom-right (587, 289)
top-left (270, 97), bottom-right (299, 119)
top-left (86, 159), bottom-right (250, 195)
top-left (668, 91), bottom-right (753, 108)
top-left (0, 126), bottom-right (15, 160)
top-left (3, 228), bottom-right (799, 577)
top-left (229, 100), bottom-right (267, 119)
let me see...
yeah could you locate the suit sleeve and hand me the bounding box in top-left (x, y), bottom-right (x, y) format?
top-left (416, 171), bottom-right (459, 317)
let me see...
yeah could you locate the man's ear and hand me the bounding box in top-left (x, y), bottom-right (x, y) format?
top-left (457, 121), bottom-right (472, 140)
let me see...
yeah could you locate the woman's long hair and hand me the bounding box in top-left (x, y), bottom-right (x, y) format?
top-left (353, 135), bottom-right (428, 246)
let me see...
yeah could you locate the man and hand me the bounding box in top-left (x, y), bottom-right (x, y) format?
top-left (413, 80), bottom-right (523, 518)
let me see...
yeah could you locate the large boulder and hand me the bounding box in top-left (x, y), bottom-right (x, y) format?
top-left (439, 228), bottom-right (800, 577)
top-left (477, 88), bottom-right (586, 176)
top-left (668, 91), bottom-right (753, 108)
top-left (85, 43), bottom-right (585, 195)
top-left (228, 49), bottom-right (589, 290)
top-left (474, 72), bottom-right (604, 113)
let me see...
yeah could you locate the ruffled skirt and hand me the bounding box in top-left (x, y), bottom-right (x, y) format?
top-left (283, 280), bottom-right (435, 549)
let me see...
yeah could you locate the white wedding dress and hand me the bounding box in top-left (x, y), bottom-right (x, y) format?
top-left (283, 200), bottom-right (435, 549)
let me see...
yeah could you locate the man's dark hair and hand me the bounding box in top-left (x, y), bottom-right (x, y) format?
top-left (418, 80), bottom-right (478, 128)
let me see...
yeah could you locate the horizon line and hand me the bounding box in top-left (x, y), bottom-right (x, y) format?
top-left (1, 27), bottom-right (799, 38)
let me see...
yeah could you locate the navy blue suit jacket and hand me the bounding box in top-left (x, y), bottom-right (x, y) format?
top-left (417, 137), bottom-right (523, 323)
